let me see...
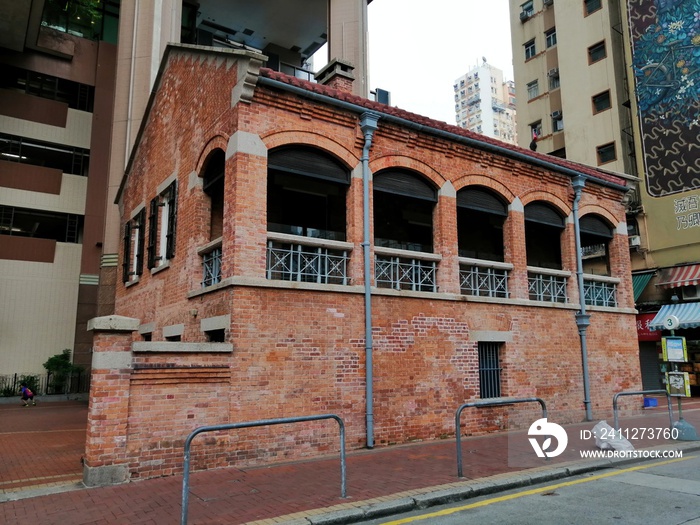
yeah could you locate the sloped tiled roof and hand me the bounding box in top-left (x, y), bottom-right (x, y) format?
top-left (260, 68), bottom-right (631, 190)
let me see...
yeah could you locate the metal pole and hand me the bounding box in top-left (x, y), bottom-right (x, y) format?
top-left (181, 414), bottom-right (347, 525)
top-left (360, 112), bottom-right (379, 449)
top-left (572, 176), bottom-right (593, 421)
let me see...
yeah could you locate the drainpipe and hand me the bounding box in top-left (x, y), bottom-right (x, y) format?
top-left (572, 175), bottom-right (593, 421)
top-left (359, 111), bottom-right (380, 448)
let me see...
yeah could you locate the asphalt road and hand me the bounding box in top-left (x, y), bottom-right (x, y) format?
top-left (362, 454), bottom-right (700, 525)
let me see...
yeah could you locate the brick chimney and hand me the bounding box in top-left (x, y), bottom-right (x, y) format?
top-left (315, 58), bottom-right (355, 93)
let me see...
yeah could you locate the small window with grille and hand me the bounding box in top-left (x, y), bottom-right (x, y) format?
top-left (478, 342), bottom-right (502, 399)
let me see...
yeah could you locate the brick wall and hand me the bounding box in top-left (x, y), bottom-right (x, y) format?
top-left (90, 46), bottom-right (641, 483)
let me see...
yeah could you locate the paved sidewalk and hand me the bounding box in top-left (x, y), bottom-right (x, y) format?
top-left (1, 398), bottom-right (699, 525)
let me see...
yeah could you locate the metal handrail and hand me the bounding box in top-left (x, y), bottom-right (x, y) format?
top-left (181, 414), bottom-right (346, 525)
top-left (612, 390), bottom-right (673, 431)
top-left (455, 397), bottom-right (547, 478)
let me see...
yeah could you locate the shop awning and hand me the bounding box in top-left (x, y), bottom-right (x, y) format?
top-left (632, 271), bottom-right (655, 302)
top-left (648, 302), bottom-right (700, 330)
top-left (656, 264), bottom-right (700, 289)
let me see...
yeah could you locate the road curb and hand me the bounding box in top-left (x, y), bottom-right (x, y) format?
top-left (267, 441), bottom-right (700, 525)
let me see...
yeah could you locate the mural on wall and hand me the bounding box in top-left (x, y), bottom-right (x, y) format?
top-left (628, 0), bottom-right (700, 197)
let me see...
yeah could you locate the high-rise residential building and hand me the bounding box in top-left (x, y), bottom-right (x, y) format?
top-left (509, 0), bottom-right (700, 393)
top-left (453, 61), bottom-right (517, 145)
top-left (0, 0), bottom-right (372, 380)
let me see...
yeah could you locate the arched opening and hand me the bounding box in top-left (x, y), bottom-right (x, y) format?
top-left (524, 202), bottom-right (564, 269)
top-left (267, 146), bottom-right (349, 241)
top-left (373, 169), bottom-right (436, 253)
top-left (457, 186), bottom-right (507, 261)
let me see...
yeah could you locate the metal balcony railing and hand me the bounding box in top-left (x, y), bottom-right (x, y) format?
top-left (266, 238), bottom-right (350, 285)
top-left (375, 248), bottom-right (438, 292)
top-left (527, 267), bottom-right (570, 303)
top-left (583, 275), bottom-right (619, 307)
top-left (459, 258), bottom-right (512, 298)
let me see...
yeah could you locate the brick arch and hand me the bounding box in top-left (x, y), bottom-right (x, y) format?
top-left (519, 190), bottom-right (571, 217)
top-left (452, 174), bottom-right (515, 204)
top-left (261, 130), bottom-right (359, 170)
top-left (579, 204), bottom-right (621, 230)
top-left (195, 135), bottom-right (229, 175)
top-left (369, 155), bottom-right (446, 191)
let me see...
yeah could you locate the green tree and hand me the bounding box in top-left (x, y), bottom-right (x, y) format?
top-left (43, 349), bottom-right (83, 394)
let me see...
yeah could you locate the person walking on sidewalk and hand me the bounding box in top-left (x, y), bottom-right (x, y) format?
top-left (19, 383), bottom-right (36, 407)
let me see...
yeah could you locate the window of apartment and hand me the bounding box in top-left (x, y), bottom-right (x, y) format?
top-left (122, 208), bottom-right (146, 283)
top-left (548, 69), bottom-right (560, 90)
top-left (41, 0), bottom-right (120, 44)
top-left (478, 342), bottom-right (502, 398)
top-left (552, 111), bottom-right (564, 132)
top-left (596, 142), bottom-right (617, 164)
top-left (457, 186), bottom-right (507, 261)
top-left (0, 205), bottom-right (82, 243)
top-left (524, 39), bottom-right (537, 60)
top-left (545, 28), bottom-right (557, 48)
top-left (0, 132), bottom-right (90, 176)
top-left (530, 121), bottom-right (543, 140)
top-left (592, 90), bottom-right (612, 113)
top-left (520, 0), bottom-right (535, 20)
top-left (588, 41), bottom-right (607, 64)
top-left (0, 66), bottom-right (95, 112)
top-left (527, 80), bottom-right (539, 100)
top-left (584, 0), bottom-right (602, 16)
top-left (147, 180), bottom-right (178, 269)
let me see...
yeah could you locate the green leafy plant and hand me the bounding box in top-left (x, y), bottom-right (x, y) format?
top-left (43, 349), bottom-right (83, 394)
top-left (19, 375), bottom-right (40, 394)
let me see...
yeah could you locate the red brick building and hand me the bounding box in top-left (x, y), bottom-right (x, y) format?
top-left (85, 44), bottom-right (640, 485)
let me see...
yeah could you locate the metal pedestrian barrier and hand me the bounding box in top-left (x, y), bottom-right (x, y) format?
top-left (612, 389), bottom-right (673, 431)
top-left (455, 397), bottom-right (547, 478)
top-left (181, 414), bottom-right (346, 525)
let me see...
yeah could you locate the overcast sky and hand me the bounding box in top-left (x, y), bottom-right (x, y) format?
top-left (367, 0), bottom-right (513, 125)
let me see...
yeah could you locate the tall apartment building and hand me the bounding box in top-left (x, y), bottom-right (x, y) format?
top-left (509, 0), bottom-right (700, 393)
top-left (453, 62), bottom-right (517, 145)
top-left (0, 0), bottom-right (372, 379)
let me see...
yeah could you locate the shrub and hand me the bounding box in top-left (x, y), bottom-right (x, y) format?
top-left (43, 349), bottom-right (83, 394)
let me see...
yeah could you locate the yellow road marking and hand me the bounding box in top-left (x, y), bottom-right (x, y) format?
top-left (380, 455), bottom-right (696, 525)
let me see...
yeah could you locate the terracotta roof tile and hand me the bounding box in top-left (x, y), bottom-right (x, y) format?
top-left (259, 68), bottom-right (630, 189)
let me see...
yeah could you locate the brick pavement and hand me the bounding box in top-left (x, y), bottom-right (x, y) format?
top-left (1, 398), bottom-right (699, 525)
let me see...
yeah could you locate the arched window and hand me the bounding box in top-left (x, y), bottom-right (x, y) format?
top-left (202, 149), bottom-right (225, 241)
top-left (580, 214), bottom-right (613, 276)
top-left (457, 186), bottom-right (507, 261)
top-left (373, 169), bottom-right (436, 253)
top-left (267, 146), bottom-right (349, 241)
top-left (524, 202), bottom-right (565, 269)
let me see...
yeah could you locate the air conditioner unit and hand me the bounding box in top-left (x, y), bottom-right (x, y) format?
top-left (628, 235), bottom-right (641, 247)
top-left (543, 0), bottom-right (554, 6)
top-left (551, 110), bottom-right (562, 119)
top-left (682, 285), bottom-right (699, 300)
top-left (520, 11), bottom-right (530, 21)
top-left (547, 67), bottom-right (559, 77)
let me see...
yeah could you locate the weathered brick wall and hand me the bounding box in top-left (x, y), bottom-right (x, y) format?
top-left (95, 46), bottom-right (641, 482)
